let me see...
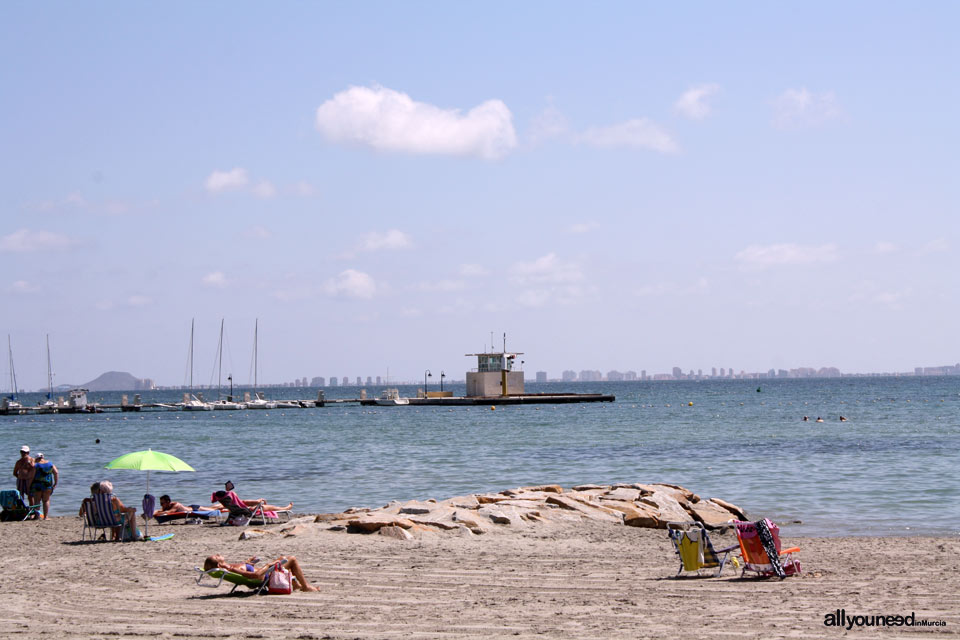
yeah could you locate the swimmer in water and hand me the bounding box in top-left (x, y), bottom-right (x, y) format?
top-left (802, 416), bottom-right (809, 422)
top-left (839, 415), bottom-right (847, 422)
top-left (816, 417), bottom-right (824, 423)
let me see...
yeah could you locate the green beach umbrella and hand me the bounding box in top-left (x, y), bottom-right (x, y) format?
top-left (105, 449), bottom-right (195, 537)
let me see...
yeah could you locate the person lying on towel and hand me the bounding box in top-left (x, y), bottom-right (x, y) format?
top-left (203, 554), bottom-right (317, 592)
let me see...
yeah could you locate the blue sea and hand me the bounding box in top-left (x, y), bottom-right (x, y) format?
top-left (3, 377), bottom-right (958, 537)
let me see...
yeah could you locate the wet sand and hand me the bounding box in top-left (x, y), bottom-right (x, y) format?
top-left (1, 515), bottom-right (957, 639)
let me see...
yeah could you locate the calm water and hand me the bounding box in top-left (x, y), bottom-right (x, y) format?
top-left (3, 377), bottom-right (958, 537)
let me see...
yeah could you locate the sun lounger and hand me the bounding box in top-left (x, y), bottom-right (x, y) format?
top-left (733, 519), bottom-right (801, 578)
top-left (216, 491), bottom-right (291, 526)
top-left (154, 509), bottom-right (223, 525)
top-left (667, 521), bottom-right (738, 577)
top-left (194, 559), bottom-right (287, 595)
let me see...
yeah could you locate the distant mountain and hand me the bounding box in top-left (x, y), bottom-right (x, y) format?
top-left (80, 371), bottom-right (152, 391)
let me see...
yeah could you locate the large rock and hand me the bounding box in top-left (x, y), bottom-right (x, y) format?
top-left (478, 505), bottom-right (530, 527)
top-left (643, 491), bottom-right (692, 527)
top-left (602, 487), bottom-right (642, 502)
top-left (439, 495), bottom-right (480, 509)
top-left (545, 495), bottom-right (624, 524)
top-left (379, 525), bottom-right (414, 540)
top-left (398, 500), bottom-right (437, 515)
top-left (519, 484), bottom-right (564, 494)
top-left (600, 500), bottom-right (661, 528)
top-left (686, 499), bottom-right (738, 529)
top-left (451, 511), bottom-right (488, 534)
top-left (708, 497), bottom-right (746, 520)
top-left (347, 515), bottom-right (415, 533)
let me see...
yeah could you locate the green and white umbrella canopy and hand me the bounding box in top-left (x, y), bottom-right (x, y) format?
top-left (104, 449), bottom-right (195, 537)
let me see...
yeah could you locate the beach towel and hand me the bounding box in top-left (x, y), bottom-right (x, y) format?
top-left (755, 519), bottom-right (785, 578)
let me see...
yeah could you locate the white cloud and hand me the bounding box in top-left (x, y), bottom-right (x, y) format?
top-left (509, 253), bottom-right (587, 308)
top-left (735, 243), bottom-right (839, 268)
top-left (510, 253), bottom-right (584, 285)
top-left (204, 168), bottom-right (249, 193)
top-left (674, 83), bottom-right (720, 120)
top-left (635, 278), bottom-right (708, 298)
top-left (243, 225), bottom-right (272, 239)
top-left (568, 221), bottom-right (599, 234)
top-left (201, 271), bottom-right (229, 288)
top-left (578, 118), bottom-right (679, 154)
top-left (252, 180), bottom-right (276, 198)
top-left (0, 229), bottom-right (74, 253)
top-left (919, 238), bottom-right (948, 254)
top-left (324, 269), bottom-right (376, 299)
top-left (528, 104), bottom-right (571, 144)
top-left (850, 282), bottom-right (911, 309)
top-left (294, 181), bottom-right (315, 197)
top-left (771, 88), bottom-right (842, 128)
top-left (874, 241), bottom-right (899, 254)
top-left (459, 263), bottom-right (489, 277)
top-left (315, 85), bottom-right (517, 160)
top-left (127, 295), bottom-right (152, 307)
top-left (418, 279), bottom-right (466, 292)
top-left (361, 229), bottom-right (412, 251)
top-left (10, 280), bottom-right (37, 293)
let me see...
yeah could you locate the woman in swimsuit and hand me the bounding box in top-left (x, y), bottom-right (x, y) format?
top-left (29, 453), bottom-right (58, 519)
top-left (203, 554), bottom-right (318, 591)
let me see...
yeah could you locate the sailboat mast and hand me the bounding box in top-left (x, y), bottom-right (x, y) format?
top-left (217, 319), bottom-right (224, 398)
top-left (46, 334), bottom-right (53, 399)
top-left (189, 318), bottom-right (194, 392)
top-left (7, 335), bottom-right (16, 398)
top-left (253, 319), bottom-right (259, 393)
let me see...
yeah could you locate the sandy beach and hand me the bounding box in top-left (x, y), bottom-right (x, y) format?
top-left (1, 513), bottom-right (957, 639)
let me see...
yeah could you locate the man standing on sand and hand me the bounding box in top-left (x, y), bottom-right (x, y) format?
top-left (13, 445), bottom-right (34, 496)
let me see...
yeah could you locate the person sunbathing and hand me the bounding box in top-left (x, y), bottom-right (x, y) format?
top-left (203, 554), bottom-right (318, 592)
top-left (154, 495), bottom-right (219, 516)
top-left (212, 489), bottom-right (292, 514)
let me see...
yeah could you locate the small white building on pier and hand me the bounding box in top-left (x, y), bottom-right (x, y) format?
top-left (465, 350), bottom-right (524, 397)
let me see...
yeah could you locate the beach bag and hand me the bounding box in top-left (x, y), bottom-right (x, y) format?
top-left (267, 563), bottom-right (292, 594)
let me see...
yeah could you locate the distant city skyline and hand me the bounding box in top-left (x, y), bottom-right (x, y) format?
top-left (2, 4), bottom-right (956, 390)
top-left (17, 359), bottom-right (960, 394)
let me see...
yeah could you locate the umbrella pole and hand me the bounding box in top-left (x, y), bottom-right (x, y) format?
top-left (144, 470), bottom-right (150, 538)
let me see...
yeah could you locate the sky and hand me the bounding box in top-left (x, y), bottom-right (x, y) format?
top-left (1, 3), bottom-right (957, 388)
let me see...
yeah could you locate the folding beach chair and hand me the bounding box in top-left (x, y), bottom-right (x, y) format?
top-left (194, 559), bottom-right (287, 595)
top-left (0, 490), bottom-right (41, 521)
top-left (733, 519), bottom-right (801, 578)
top-left (82, 493), bottom-right (133, 542)
top-left (666, 521), bottom-right (738, 577)
top-left (217, 491), bottom-right (290, 526)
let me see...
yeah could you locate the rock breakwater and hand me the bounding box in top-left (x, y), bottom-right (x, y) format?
top-left (308, 482), bottom-right (746, 540)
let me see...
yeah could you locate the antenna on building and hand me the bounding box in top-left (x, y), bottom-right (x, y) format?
top-left (503, 332), bottom-right (506, 354)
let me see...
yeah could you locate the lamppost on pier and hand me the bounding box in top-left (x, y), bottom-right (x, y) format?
top-left (440, 371), bottom-right (446, 392)
top-left (424, 370), bottom-right (432, 397)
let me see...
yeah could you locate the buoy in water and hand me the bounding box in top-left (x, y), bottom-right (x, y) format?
top-left (490, 406), bottom-right (496, 411)
top-left (688, 402), bottom-right (693, 406)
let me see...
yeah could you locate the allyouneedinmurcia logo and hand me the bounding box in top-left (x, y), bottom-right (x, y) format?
top-left (824, 609), bottom-right (947, 630)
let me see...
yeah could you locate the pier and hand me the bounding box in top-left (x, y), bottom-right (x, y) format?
top-left (0, 392), bottom-right (614, 416)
